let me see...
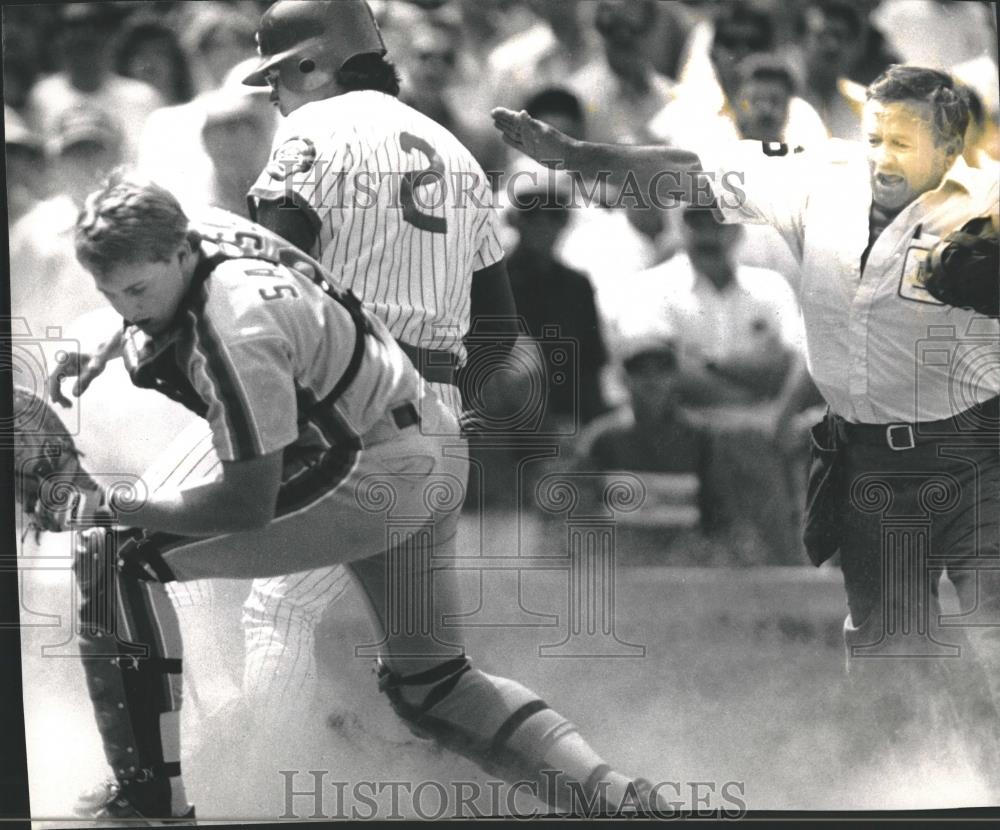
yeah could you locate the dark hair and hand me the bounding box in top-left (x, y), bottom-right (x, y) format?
top-left (867, 66), bottom-right (970, 145)
top-left (76, 169), bottom-right (192, 276)
top-left (336, 53), bottom-right (401, 97)
top-left (739, 54), bottom-right (797, 96)
top-left (713, 5), bottom-right (774, 53)
top-left (959, 84), bottom-right (985, 129)
top-left (523, 87), bottom-right (584, 123)
top-left (595, 0), bottom-right (659, 35)
top-left (802, 0), bottom-right (863, 39)
top-left (113, 17), bottom-right (195, 105)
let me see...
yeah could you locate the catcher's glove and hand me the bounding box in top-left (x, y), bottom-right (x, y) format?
top-left (11, 384), bottom-right (105, 536)
top-left (920, 215), bottom-right (999, 318)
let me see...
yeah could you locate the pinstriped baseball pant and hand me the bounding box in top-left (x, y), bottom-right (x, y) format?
top-left (140, 383), bottom-right (466, 726)
top-left (241, 381), bottom-right (465, 724)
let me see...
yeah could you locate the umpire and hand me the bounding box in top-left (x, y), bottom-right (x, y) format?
top-left (493, 64), bottom-right (1000, 783)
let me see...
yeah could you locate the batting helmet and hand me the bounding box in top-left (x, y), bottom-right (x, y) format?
top-left (242, 0), bottom-right (386, 88)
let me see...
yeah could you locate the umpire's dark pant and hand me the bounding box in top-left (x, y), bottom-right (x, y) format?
top-left (814, 397), bottom-right (1000, 763)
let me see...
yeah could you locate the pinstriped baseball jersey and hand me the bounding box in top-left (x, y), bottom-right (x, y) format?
top-left (122, 245), bottom-right (420, 463)
top-left (248, 90), bottom-right (505, 364)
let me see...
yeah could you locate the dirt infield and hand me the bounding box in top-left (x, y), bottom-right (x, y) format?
top-left (18, 513), bottom-right (992, 821)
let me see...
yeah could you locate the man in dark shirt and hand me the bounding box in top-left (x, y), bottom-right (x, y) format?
top-left (506, 182), bottom-right (609, 426)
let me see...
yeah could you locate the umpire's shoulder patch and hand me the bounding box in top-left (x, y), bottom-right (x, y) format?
top-left (266, 136), bottom-right (317, 181)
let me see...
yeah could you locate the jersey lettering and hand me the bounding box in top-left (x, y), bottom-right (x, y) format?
top-left (258, 284), bottom-right (300, 301)
top-left (399, 131), bottom-right (448, 234)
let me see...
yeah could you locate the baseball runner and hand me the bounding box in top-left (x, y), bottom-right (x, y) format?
top-left (39, 174), bottom-right (659, 821)
top-left (494, 65), bottom-right (1000, 777)
top-left (238, 0), bottom-right (517, 723)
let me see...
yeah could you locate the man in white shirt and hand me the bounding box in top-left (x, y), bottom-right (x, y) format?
top-left (790, 0), bottom-right (868, 141)
top-left (626, 205), bottom-right (802, 408)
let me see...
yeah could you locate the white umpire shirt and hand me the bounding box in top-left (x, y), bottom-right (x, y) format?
top-left (705, 139), bottom-right (1000, 424)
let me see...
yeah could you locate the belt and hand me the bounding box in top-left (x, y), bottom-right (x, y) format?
top-left (361, 402), bottom-right (422, 447)
top-left (396, 340), bottom-right (459, 386)
top-left (833, 397), bottom-right (999, 451)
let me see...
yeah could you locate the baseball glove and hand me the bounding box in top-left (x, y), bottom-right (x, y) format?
top-left (11, 384), bottom-right (102, 536)
top-left (920, 215), bottom-right (999, 318)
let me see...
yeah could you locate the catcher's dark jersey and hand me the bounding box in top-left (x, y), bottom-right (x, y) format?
top-left (121, 211), bottom-right (420, 463)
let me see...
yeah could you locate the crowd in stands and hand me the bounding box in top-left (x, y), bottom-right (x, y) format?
top-left (6, 0), bottom-right (998, 564)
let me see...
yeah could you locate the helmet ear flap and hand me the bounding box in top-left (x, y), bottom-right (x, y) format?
top-left (277, 54), bottom-right (332, 94)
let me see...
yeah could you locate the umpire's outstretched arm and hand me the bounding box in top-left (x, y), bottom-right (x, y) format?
top-left (491, 107), bottom-right (706, 199)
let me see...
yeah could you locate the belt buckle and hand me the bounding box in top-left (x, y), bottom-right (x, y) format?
top-left (886, 424), bottom-right (915, 451)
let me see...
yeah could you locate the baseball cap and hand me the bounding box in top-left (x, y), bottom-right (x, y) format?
top-left (48, 107), bottom-right (122, 156)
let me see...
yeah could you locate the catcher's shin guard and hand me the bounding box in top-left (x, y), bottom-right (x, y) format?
top-left (75, 528), bottom-right (191, 818)
top-left (377, 657), bottom-right (628, 812)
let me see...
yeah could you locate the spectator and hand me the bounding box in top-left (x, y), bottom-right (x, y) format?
top-left (9, 106), bottom-right (123, 336)
top-left (1, 10), bottom-right (43, 113)
top-left (26, 3), bottom-right (164, 163)
top-left (514, 93), bottom-right (674, 381)
top-left (792, 0), bottom-right (867, 140)
top-left (4, 106), bottom-right (46, 226)
top-left (568, 0), bottom-right (677, 144)
top-left (647, 3), bottom-right (828, 148)
top-left (177, 2), bottom-right (258, 95)
top-left (523, 86), bottom-right (587, 140)
top-left (393, 9), bottom-right (506, 173)
top-left (487, 0), bottom-right (600, 107)
top-left (845, 0), bottom-right (901, 85)
top-left (399, 21), bottom-right (464, 131)
top-left (113, 15), bottom-right (196, 106)
top-left (732, 54), bottom-right (799, 143)
top-left (606, 204), bottom-right (807, 563)
top-left (137, 56), bottom-right (273, 216)
top-left (645, 0), bottom-right (700, 82)
top-left (197, 77), bottom-right (277, 216)
top-left (575, 337), bottom-right (723, 536)
top-left (505, 171), bottom-right (609, 427)
top-left (624, 205), bottom-right (803, 410)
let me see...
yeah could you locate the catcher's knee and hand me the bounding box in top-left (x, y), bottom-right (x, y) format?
top-left (377, 657), bottom-right (563, 779)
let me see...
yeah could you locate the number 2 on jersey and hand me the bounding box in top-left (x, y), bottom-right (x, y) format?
top-left (399, 132), bottom-right (447, 234)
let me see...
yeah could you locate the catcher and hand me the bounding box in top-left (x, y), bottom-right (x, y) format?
top-left (22, 172), bottom-right (664, 822)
